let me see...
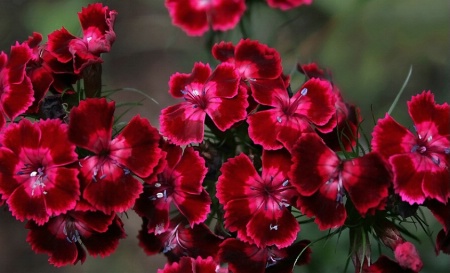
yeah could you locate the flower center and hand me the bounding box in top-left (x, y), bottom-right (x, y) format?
top-left (182, 88), bottom-right (208, 110)
top-left (17, 163), bottom-right (48, 196)
top-left (250, 177), bottom-right (292, 211)
top-left (148, 173), bottom-right (174, 202)
top-left (277, 88), bottom-right (308, 123)
top-left (63, 219), bottom-right (81, 243)
top-left (411, 132), bottom-right (449, 167)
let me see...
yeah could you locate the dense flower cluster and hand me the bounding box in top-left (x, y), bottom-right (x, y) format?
top-left (0, 2), bottom-right (449, 273)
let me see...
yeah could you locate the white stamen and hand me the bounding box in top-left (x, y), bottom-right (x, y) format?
top-left (192, 90), bottom-right (200, 96)
top-left (427, 135), bottom-right (433, 142)
top-left (154, 182), bottom-right (161, 188)
top-left (277, 116), bottom-right (282, 123)
top-left (156, 192), bottom-right (164, 198)
top-left (30, 171), bottom-right (37, 177)
top-left (282, 180), bottom-right (289, 187)
top-left (269, 224), bottom-right (278, 231)
top-left (301, 87), bottom-right (308, 96)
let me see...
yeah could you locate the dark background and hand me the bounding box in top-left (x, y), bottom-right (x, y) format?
top-left (0, 0), bottom-right (448, 272)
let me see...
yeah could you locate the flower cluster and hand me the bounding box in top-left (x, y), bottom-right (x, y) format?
top-left (0, 2), bottom-right (449, 273)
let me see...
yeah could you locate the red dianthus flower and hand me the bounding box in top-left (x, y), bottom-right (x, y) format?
top-left (372, 91), bottom-right (450, 204)
top-left (165, 0), bottom-right (246, 36)
top-left (0, 119), bottom-right (79, 225)
top-left (68, 98), bottom-right (162, 214)
top-left (217, 149), bottom-right (299, 248)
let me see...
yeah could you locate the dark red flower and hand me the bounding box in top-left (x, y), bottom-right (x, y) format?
top-left (212, 39), bottom-right (284, 103)
top-left (0, 119), bottom-right (79, 225)
top-left (165, 0), bottom-right (246, 36)
top-left (0, 42), bottom-right (34, 128)
top-left (218, 238), bottom-right (311, 273)
top-left (266, 0), bottom-right (313, 10)
top-left (134, 142), bottom-right (211, 234)
top-left (68, 98), bottom-right (162, 214)
top-left (157, 256), bottom-right (225, 273)
top-left (47, 3), bottom-right (117, 74)
top-left (289, 133), bottom-right (391, 229)
top-left (299, 62), bottom-right (360, 151)
top-left (26, 206), bottom-right (125, 267)
top-left (217, 149), bottom-right (299, 248)
top-left (247, 78), bottom-right (336, 151)
top-left (138, 216), bottom-right (222, 263)
top-left (372, 91), bottom-right (450, 205)
top-left (160, 62), bottom-right (247, 145)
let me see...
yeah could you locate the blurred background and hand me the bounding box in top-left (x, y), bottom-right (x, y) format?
top-left (0, 0), bottom-right (448, 272)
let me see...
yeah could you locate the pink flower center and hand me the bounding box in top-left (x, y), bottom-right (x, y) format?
top-left (250, 176), bottom-right (293, 211)
top-left (17, 163), bottom-right (48, 196)
top-left (182, 87), bottom-right (209, 110)
top-left (411, 131), bottom-right (449, 168)
top-left (277, 88), bottom-right (308, 123)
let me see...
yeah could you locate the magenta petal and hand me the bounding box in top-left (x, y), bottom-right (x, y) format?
top-left (26, 66), bottom-right (54, 113)
top-left (47, 28), bottom-right (77, 63)
top-left (38, 119), bottom-right (78, 166)
top-left (250, 77), bottom-right (287, 106)
top-left (212, 41), bottom-right (235, 62)
top-left (165, 0), bottom-right (209, 36)
top-left (69, 98), bottom-right (114, 153)
top-left (169, 62), bottom-right (211, 98)
top-left (1, 118), bottom-right (40, 154)
top-left (160, 103), bottom-right (206, 145)
top-left (289, 133), bottom-right (339, 196)
top-left (246, 208), bottom-right (299, 248)
top-left (8, 42), bottom-right (32, 83)
top-left (372, 114), bottom-right (416, 159)
top-left (206, 85), bottom-right (248, 131)
top-left (247, 109), bottom-right (284, 150)
top-left (408, 91), bottom-right (450, 136)
top-left (83, 216), bottom-right (126, 257)
top-left (222, 199), bottom-right (253, 243)
top-left (81, 159), bottom-right (143, 213)
top-left (26, 220), bottom-right (80, 267)
top-left (2, 75), bottom-right (34, 121)
top-left (0, 148), bottom-right (20, 197)
top-left (342, 152), bottom-right (391, 216)
top-left (217, 153), bottom-right (259, 204)
top-left (294, 78), bottom-right (336, 128)
top-left (219, 239), bottom-right (267, 273)
top-left (297, 190), bottom-right (347, 230)
top-left (173, 147), bottom-right (206, 194)
top-left (235, 39), bottom-right (282, 80)
top-left (390, 154), bottom-right (428, 205)
top-left (208, 62), bottom-right (239, 98)
top-left (110, 115), bottom-right (161, 178)
top-left (210, 0), bottom-right (246, 32)
top-left (8, 185), bottom-right (48, 224)
top-left (42, 168), bottom-right (80, 216)
top-left (174, 190), bottom-right (211, 226)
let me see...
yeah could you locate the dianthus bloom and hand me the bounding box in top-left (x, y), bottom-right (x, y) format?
top-left (0, 119), bottom-right (79, 225)
top-left (0, 42), bottom-right (33, 128)
top-left (26, 204), bottom-right (126, 267)
top-left (372, 91), bottom-right (450, 205)
top-left (134, 142), bottom-right (211, 234)
top-left (47, 3), bottom-right (117, 74)
top-left (165, 0), bottom-right (246, 36)
top-left (68, 98), bottom-right (162, 214)
top-left (160, 62), bottom-right (247, 145)
top-left (266, 0), bottom-right (313, 11)
top-left (289, 133), bottom-right (391, 229)
top-left (247, 78), bottom-right (336, 151)
top-left (217, 149), bottom-right (299, 248)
